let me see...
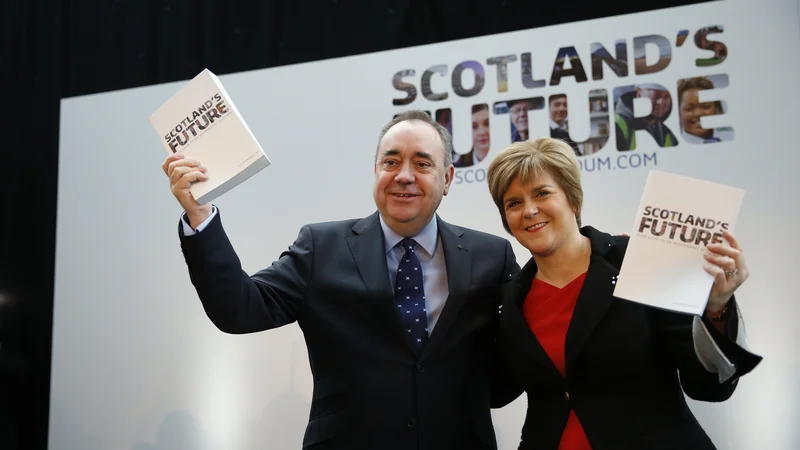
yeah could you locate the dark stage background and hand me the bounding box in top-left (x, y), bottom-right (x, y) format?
top-left (2, 1), bottom-right (709, 448)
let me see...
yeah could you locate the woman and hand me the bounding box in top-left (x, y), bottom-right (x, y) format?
top-left (454, 104), bottom-right (490, 167)
top-left (486, 138), bottom-right (761, 450)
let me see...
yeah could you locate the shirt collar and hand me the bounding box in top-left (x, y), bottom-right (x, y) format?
top-left (379, 214), bottom-right (439, 257)
top-left (550, 118), bottom-right (568, 131)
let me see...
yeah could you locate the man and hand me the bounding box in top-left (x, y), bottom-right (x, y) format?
top-left (163, 110), bottom-right (519, 450)
top-left (614, 84), bottom-right (677, 150)
top-left (509, 99), bottom-right (535, 142)
top-left (548, 94), bottom-right (580, 156)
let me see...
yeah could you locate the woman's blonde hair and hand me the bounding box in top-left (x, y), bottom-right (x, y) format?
top-left (487, 137), bottom-right (583, 233)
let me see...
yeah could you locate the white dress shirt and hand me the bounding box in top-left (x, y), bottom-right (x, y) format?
top-left (379, 214), bottom-right (448, 335)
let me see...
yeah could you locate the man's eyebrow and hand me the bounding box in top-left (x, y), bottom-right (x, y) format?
top-left (380, 150), bottom-right (435, 161)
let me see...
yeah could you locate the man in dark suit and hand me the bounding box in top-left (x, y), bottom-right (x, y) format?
top-left (548, 94), bottom-right (581, 156)
top-left (162, 110), bottom-right (519, 450)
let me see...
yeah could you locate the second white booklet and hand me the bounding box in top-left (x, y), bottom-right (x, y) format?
top-left (613, 170), bottom-right (745, 316)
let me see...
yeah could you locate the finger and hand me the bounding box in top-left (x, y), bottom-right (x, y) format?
top-left (169, 166), bottom-right (190, 185)
top-left (177, 170), bottom-right (209, 188)
top-left (703, 252), bottom-right (736, 271)
top-left (167, 157), bottom-right (200, 174)
top-left (162, 153), bottom-right (184, 174)
top-left (704, 263), bottom-right (728, 287)
top-left (170, 165), bottom-right (206, 185)
top-left (167, 159), bottom-right (203, 179)
top-left (705, 243), bottom-right (742, 260)
top-left (721, 230), bottom-right (741, 250)
top-left (175, 170), bottom-right (209, 189)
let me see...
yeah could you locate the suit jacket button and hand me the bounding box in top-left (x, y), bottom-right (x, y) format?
top-left (417, 363), bottom-right (425, 373)
top-left (564, 391), bottom-right (570, 401)
top-left (407, 417), bottom-right (417, 428)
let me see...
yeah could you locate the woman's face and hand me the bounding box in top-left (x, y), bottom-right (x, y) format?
top-left (502, 172), bottom-right (577, 257)
top-left (472, 108), bottom-right (490, 153)
top-left (679, 88), bottom-right (716, 138)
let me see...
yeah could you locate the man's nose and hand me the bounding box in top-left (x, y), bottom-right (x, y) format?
top-left (394, 164), bottom-right (415, 183)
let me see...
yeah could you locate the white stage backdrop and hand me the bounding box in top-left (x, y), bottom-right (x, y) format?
top-left (52, 0), bottom-right (800, 448)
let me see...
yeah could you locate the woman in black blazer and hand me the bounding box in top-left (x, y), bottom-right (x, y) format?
top-left (485, 137), bottom-right (762, 450)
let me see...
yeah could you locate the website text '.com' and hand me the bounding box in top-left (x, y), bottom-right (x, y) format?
top-left (453, 152), bottom-right (658, 185)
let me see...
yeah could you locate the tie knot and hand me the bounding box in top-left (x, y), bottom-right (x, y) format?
top-left (399, 238), bottom-right (418, 253)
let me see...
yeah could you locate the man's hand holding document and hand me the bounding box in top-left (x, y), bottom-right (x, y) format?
top-left (149, 69), bottom-right (270, 210)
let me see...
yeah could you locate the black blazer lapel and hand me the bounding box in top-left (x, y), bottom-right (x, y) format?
top-left (420, 217), bottom-right (472, 359)
top-left (345, 212), bottom-right (406, 341)
top-left (504, 258), bottom-right (564, 381)
top-left (564, 227), bottom-right (622, 379)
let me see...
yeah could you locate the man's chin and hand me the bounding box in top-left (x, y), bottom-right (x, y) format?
top-left (387, 215), bottom-right (417, 224)
top-left (383, 208), bottom-right (418, 224)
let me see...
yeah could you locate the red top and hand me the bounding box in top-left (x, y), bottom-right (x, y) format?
top-left (523, 272), bottom-right (592, 450)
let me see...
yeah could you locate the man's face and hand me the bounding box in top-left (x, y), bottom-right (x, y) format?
top-left (373, 120), bottom-right (454, 237)
top-left (639, 88), bottom-right (672, 120)
top-left (549, 97), bottom-right (568, 125)
top-left (510, 101), bottom-right (531, 132)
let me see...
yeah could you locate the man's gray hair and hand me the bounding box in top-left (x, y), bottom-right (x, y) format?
top-left (375, 110), bottom-right (454, 168)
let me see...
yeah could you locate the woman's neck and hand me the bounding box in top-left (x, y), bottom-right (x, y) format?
top-left (533, 231), bottom-right (591, 288)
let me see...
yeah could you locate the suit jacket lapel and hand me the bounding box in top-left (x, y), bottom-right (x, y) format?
top-left (504, 258), bottom-right (565, 381)
top-left (504, 227), bottom-right (623, 382)
top-left (345, 212), bottom-right (405, 339)
top-left (564, 227), bottom-right (621, 379)
top-left (420, 217), bottom-right (471, 359)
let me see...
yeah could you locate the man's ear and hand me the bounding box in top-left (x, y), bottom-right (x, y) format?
top-left (443, 164), bottom-right (455, 196)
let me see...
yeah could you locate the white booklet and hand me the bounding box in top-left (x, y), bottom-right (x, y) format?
top-left (613, 170), bottom-right (744, 315)
top-left (149, 69), bottom-right (270, 205)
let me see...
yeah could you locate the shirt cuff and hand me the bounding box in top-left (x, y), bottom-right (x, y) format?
top-left (180, 206), bottom-right (218, 236)
top-left (692, 303), bottom-right (748, 383)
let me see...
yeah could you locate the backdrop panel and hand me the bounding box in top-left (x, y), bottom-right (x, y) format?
top-left (52, 0), bottom-right (800, 448)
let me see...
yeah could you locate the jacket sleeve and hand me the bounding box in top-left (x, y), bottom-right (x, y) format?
top-left (651, 303), bottom-right (761, 401)
top-left (490, 240), bottom-right (525, 408)
top-left (489, 343), bottom-right (525, 408)
top-left (179, 210), bottom-right (312, 334)
top-left (612, 235), bottom-right (762, 402)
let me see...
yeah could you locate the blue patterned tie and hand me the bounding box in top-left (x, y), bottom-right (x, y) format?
top-left (395, 238), bottom-right (428, 350)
